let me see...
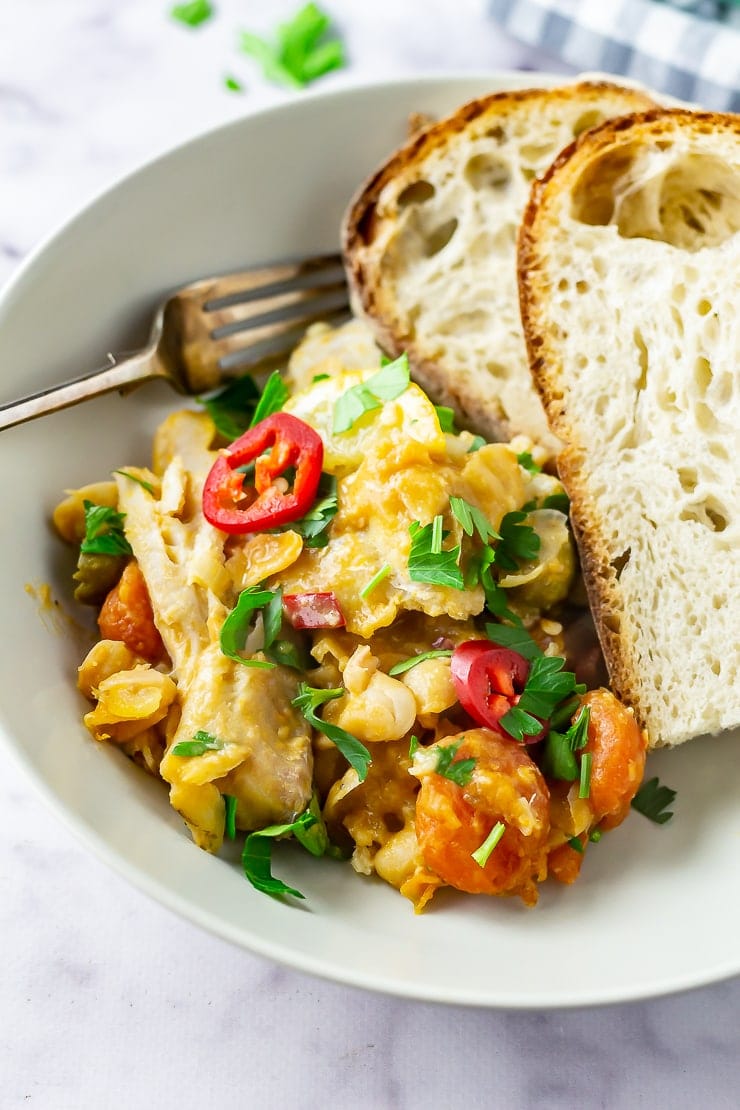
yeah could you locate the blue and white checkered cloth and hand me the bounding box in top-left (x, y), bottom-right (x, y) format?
top-left (490, 0), bottom-right (740, 111)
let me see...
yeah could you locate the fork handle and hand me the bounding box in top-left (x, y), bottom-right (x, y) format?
top-left (0, 348), bottom-right (163, 432)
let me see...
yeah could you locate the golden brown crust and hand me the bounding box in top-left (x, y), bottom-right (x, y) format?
top-left (343, 82), bottom-right (657, 442)
top-left (517, 107), bottom-right (740, 733)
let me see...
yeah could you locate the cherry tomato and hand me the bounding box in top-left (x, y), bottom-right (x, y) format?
top-left (450, 641), bottom-right (545, 741)
top-left (282, 592), bottom-right (346, 630)
top-left (98, 561), bottom-right (165, 663)
top-left (202, 412), bottom-right (323, 534)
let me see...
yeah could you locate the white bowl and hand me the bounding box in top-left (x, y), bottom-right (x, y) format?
top-left (1, 73), bottom-right (738, 1009)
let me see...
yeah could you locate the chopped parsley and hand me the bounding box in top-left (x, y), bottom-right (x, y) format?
top-left (171, 0), bottom-right (214, 28)
top-left (172, 730), bottom-right (225, 757)
top-left (360, 563), bottom-right (391, 599)
top-left (333, 354), bottom-right (410, 434)
top-left (114, 470), bottom-right (155, 495)
top-left (224, 74), bottom-right (243, 93)
top-left (239, 3), bottom-right (345, 89)
top-left (434, 405), bottom-right (458, 434)
top-left (198, 373), bottom-right (260, 441)
top-left (224, 794), bottom-right (238, 839)
top-left (407, 520), bottom-right (464, 590)
top-left (291, 684), bottom-right (372, 781)
top-left (541, 728), bottom-right (578, 782)
top-left (516, 451), bottom-right (542, 475)
top-left (388, 649), bottom-right (453, 677)
top-left (568, 836), bottom-right (585, 853)
top-left (80, 501), bottom-right (133, 557)
top-left (312, 373), bottom-right (330, 383)
top-left (434, 740), bottom-right (475, 787)
top-left (499, 655), bottom-right (585, 742)
top-left (449, 496), bottom-right (499, 545)
top-left (495, 510), bottom-right (541, 571)
top-left (631, 777), bottom-right (677, 824)
top-left (543, 491), bottom-right (570, 514)
top-left (471, 822), bottom-right (505, 867)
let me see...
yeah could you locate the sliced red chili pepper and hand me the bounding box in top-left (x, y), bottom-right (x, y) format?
top-left (282, 592), bottom-right (346, 630)
top-left (202, 412), bottom-right (323, 535)
top-left (450, 640), bottom-right (546, 742)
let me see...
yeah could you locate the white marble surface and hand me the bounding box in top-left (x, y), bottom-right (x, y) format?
top-left (1, 2), bottom-right (739, 1107)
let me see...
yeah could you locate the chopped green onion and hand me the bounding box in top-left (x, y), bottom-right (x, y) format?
top-left (360, 564), bottom-right (391, 599)
top-left (388, 649), bottom-right (453, 676)
top-left (472, 822), bottom-right (505, 867)
top-left (434, 405), bottom-right (458, 434)
top-left (224, 795), bottom-right (238, 839)
top-left (589, 829), bottom-right (603, 843)
top-left (579, 752), bottom-right (592, 799)
top-left (408, 734), bottom-right (419, 759)
top-left (430, 514), bottom-right (443, 555)
top-left (114, 470), bottom-right (154, 495)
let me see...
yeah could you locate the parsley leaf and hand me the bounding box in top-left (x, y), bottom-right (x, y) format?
top-left (388, 649), bottom-right (453, 676)
top-left (172, 730), bottom-right (225, 757)
top-left (434, 740), bottom-right (475, 787)
top-left (333, 354), bottom-right (410, 434)
top-left (199, 373), bottom-right (259, 441)
top-left (407, 520), bottom-right (464, 590)
top-left (224, 75), bottom-right (243, 93)
top-left (291, 684), bottom-right (372, 781)
top-left (499, 655), bottom-right (585, 741)
top-left (239, 4), bottom-right (345, 90)
top-left (434, 405), bottom-right (458, 434)
top-left (286, 472), bottom-right (337, 548)
top-left (249, 370), bottom-right (289, 428)
top-left (171, 0), bottom-right (214, 28)
top-left (80, 501), bottom-right (133, 557)
top-left (450, 496), bottom-right (499, 545)
top-left (484, 622), bottom-right (542, 660)
top-left (114, 470), bottom-right (155, 495)
top-left (471, 822), bottom-right (505, 867)
top-left (220, 587), bottom-right (278, 669)
top-left (541, 729), bottom-right (578, 781)
top-left (543, 491), bottom-right (570, 514)
top-left (495, 511), bottom-right (541, 572)
top-left (631, 777), bottom-right (677, 824)
top-left (516, 451), bottom-right (542, 475)
top-left (241, 792), bottom-right (337, 900)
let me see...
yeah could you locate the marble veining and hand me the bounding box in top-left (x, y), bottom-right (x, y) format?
top-left (2, 2), bottom-right (739, 1106)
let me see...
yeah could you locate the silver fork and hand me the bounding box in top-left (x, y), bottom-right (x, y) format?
top-left (0, 253), bottom-right (349, 431)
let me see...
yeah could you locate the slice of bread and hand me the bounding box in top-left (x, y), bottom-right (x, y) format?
top-left (343, 82), bottom-right (655, 451)
top-left (519, 109), bottom-right (740, 747)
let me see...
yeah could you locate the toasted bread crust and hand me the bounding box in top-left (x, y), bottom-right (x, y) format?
top-left (343, 82), bottom-right (656, 444)
top-left (518, 108), bottom-right (740, 744)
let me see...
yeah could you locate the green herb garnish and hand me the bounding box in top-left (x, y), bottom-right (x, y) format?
top-left (516, 451), bottom-right (542, 474)
top-left (114, 470), bottom-right (155, 495)
top-left (172, 730), bottom-right (225, 757)
top-left (407, 520), bottom-right (464, 590)
top-left (589, 829), bottom-right (603, 843)
top-left (219, 586), bottom-right (278, 669)
top-left (568, 836), bottom-right (584, 853)
top-left (495, 510), bottom-right (541, 571)
top-left (541, 729), bottom-right (579, 781)
top-left (388, 649), bottom-right (453, 676)
top-left (291, 684), bottom-right (371, 781)
top-left (287, 473), bottom-right (337, 548)
top-left (434, 740), bottom-right (475, 787)
top-left (631, 777), bottom-right (677, 824)
top-left (333, 354), bottom-right (409, 434)
top-left (171, 0), bottom-right (214, 28)
top-left (249, 370), bottom-right (289, 428)
top-left (499, 655), bottom-right (585, 742)
top-left (360, 564), bottom-right (392, 599)
top-left (543, 492), bottom-right (570, 514)
top-left (224, 794), bottom-right (238, 839)
top-left (224, 75), bottom-right (243, 92)
top-left (434, 405), bottom-right (458, 434)
top-left (239, 4), bottom-right (345, 90)
top-left (312, 373), bottom-right (330, 383)
top-left (467, 435), bottom-right (487, 453)
top-left (80, 501), bottom-right (133, 557)
top-left (199, 373), bottom-right (259, 441)
top-left (567, 705), bottom-right (591, 751)
top-left (484, 622), bottom-right (542, 660)
top-left (472, 822), bottom-right (505, 867)
top-left (579, 752), bottom-right (593, 799)
top-left (408, 734), bottom-right (419, 759)
top-left (449, 496), bottom-right (499, 545)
